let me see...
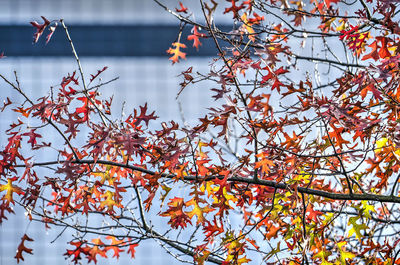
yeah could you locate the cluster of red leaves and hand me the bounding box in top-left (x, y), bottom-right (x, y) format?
top-left (64, 237), bottom-right (138, 264)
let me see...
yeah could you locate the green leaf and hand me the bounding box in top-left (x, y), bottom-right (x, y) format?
top-left (348, 216), bottom-right (368, 240)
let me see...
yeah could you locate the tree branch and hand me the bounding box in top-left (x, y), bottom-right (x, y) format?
top-left (14, 159), bottom-right (400, 204)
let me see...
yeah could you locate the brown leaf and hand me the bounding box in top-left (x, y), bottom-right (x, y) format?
top-left (15, 234), bottom-right (33, 263)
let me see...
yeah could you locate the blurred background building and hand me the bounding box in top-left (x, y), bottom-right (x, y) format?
top-left (0, 1), bottom-right (224, 264)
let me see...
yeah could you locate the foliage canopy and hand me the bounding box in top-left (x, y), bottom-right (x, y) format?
top-left (2, 0), bottom-right (400, 264)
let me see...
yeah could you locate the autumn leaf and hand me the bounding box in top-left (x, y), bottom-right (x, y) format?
top-left (224, 0), bottom-right (245, 18)
top-left (324, 0), bottom-right (340, 8)
top-left (160, 197), bottom-right (192, 229)
top-left (0, 177), bottom-right (24, 204)
top-left (186, 196), bottom-right (214, 225)
top-left (375, 137), bottom-right (388, 153)
top-left (64, 241), bottom-right (90, 264)
top-left (90, 66), bottom-right (108, 83)
top-left (175, 2), bottom-right (188, 13)
top-left (127, 240), bottom-right (138, 258)
top-left (361, 37), bottom-right (391, 61)
top-left (254, 153), bottom-right (274, 174)
top-left (187, 26), bottom-right (206, 50)
top-left (45, 22), bottom-right (57, 44)
top-left (377, 36), bottom-right (391, 59)
top-left (0, 201), bottom-right (14, 223)
top-left (362, 40), bottom-right (380, 61)
top-left (241, 13), bottom-right (256, 41)
top-left (0, 97), bottom-right (11, 112)
top-left (131, 103), bottom-right (158, 127)
top-left (264, 223), bottom-right (281, 240)
top-left (105, 236), bottom-right (125, 258)
top-left (22, 129), bottom-right (42, 147)
top-left (167, 42), bottom-right (187, 64)
top-left (15, 234), bottom-right (33, 263)
top-left (30, 16), bottom-right (51, 43)
top-left (348, 216), bottom-right (368, 240)
top-left (100, 190), bottom-right (118, 212)
top-left (88, 238), bottom-right (107, 263)
top-left (361, 200), bottom-right (376, 219)
top-left (13, 106), bottom-right (31, 117)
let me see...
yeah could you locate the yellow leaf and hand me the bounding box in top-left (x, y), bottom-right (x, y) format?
top-left (375, 137), bottom-right (388, 153)
top-left (348, 216), bottom-right (368, 240)
top-left (337, 241), bottom-right (356, 264)
top-left (0, 178), bottom-right (24, 204)
top-left (241, 13), bottom-right (255, 41)
top-left (361, 200), bottom-right (375, 219)
top-left (100, 191), bottom-right (117, 211)
top-left (186, 197), bottom-right (214, 225)
top-left (336, 19), bottom-right (346, 31)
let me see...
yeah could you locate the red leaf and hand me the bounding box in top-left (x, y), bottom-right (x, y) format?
top-left (90, 66), bottom-right (108, 83)
top-left (362, 40), bottom-right (379, 61)
top-left (0, 200), bottom-right (14, 224)
top-left (324, 0), bottom-right (340, 8)
top-left (88, 238), bottom-right (107, 263)
top-left (15, 234), bottom-right (33, 263)
top-left (224, 0), bottom-right (245, 18)
top-left (1, 97), bottom-right (11, 112)
top-left (377, 37), bottom-right (391, 59)
top-left (75, 91), bottom-right (100, 122)
top-left (64, 241), bottom-right (90, 264)
top-left (127, 242), bottom-right (139, 258)
top-left (134, 103), bottom-right (158, 126)
top-left (175, 2), bottom-right (188, 13)
top-left (30, 16), bottom-right (50, 43)
top-left (126, 103), bottom-right (158, 128)
top-left (22, 129), bottom-right (42, 147)
top-left (45, 23), bottom-right (57, 44)
top-left (187, 26), bottom-right (206, 50)
top-left (247, 12), bottom-right (264, 24)
top-left (160, 197), bottom-right (192, 229)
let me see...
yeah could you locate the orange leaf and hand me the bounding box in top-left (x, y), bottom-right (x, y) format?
top-left (105, 236), bottom-right (125, 258)
top-left (12, 106), bottom-right (31, 117)
top-left (361, 37), bottom-right (392, 61)
top-left (166, 42), bottom-right (187, 64)
top-left (265, 224), bottom-right (280, 240)
top-left (254, 155), bottom-right (274, 174)
top-left (324, 0), bottom-right (340, 8)
top-left (88, 238), bottom-right (107, 263)
top-left (187, 26), bottom-right (206, 50)
top-left (377, 36), bottom-right (391, 59)
top-left (362, 40), bottom-right (379, 61)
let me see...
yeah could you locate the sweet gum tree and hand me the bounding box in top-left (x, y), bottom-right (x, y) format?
top-left (1, 0), bottom-right (400, 264)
